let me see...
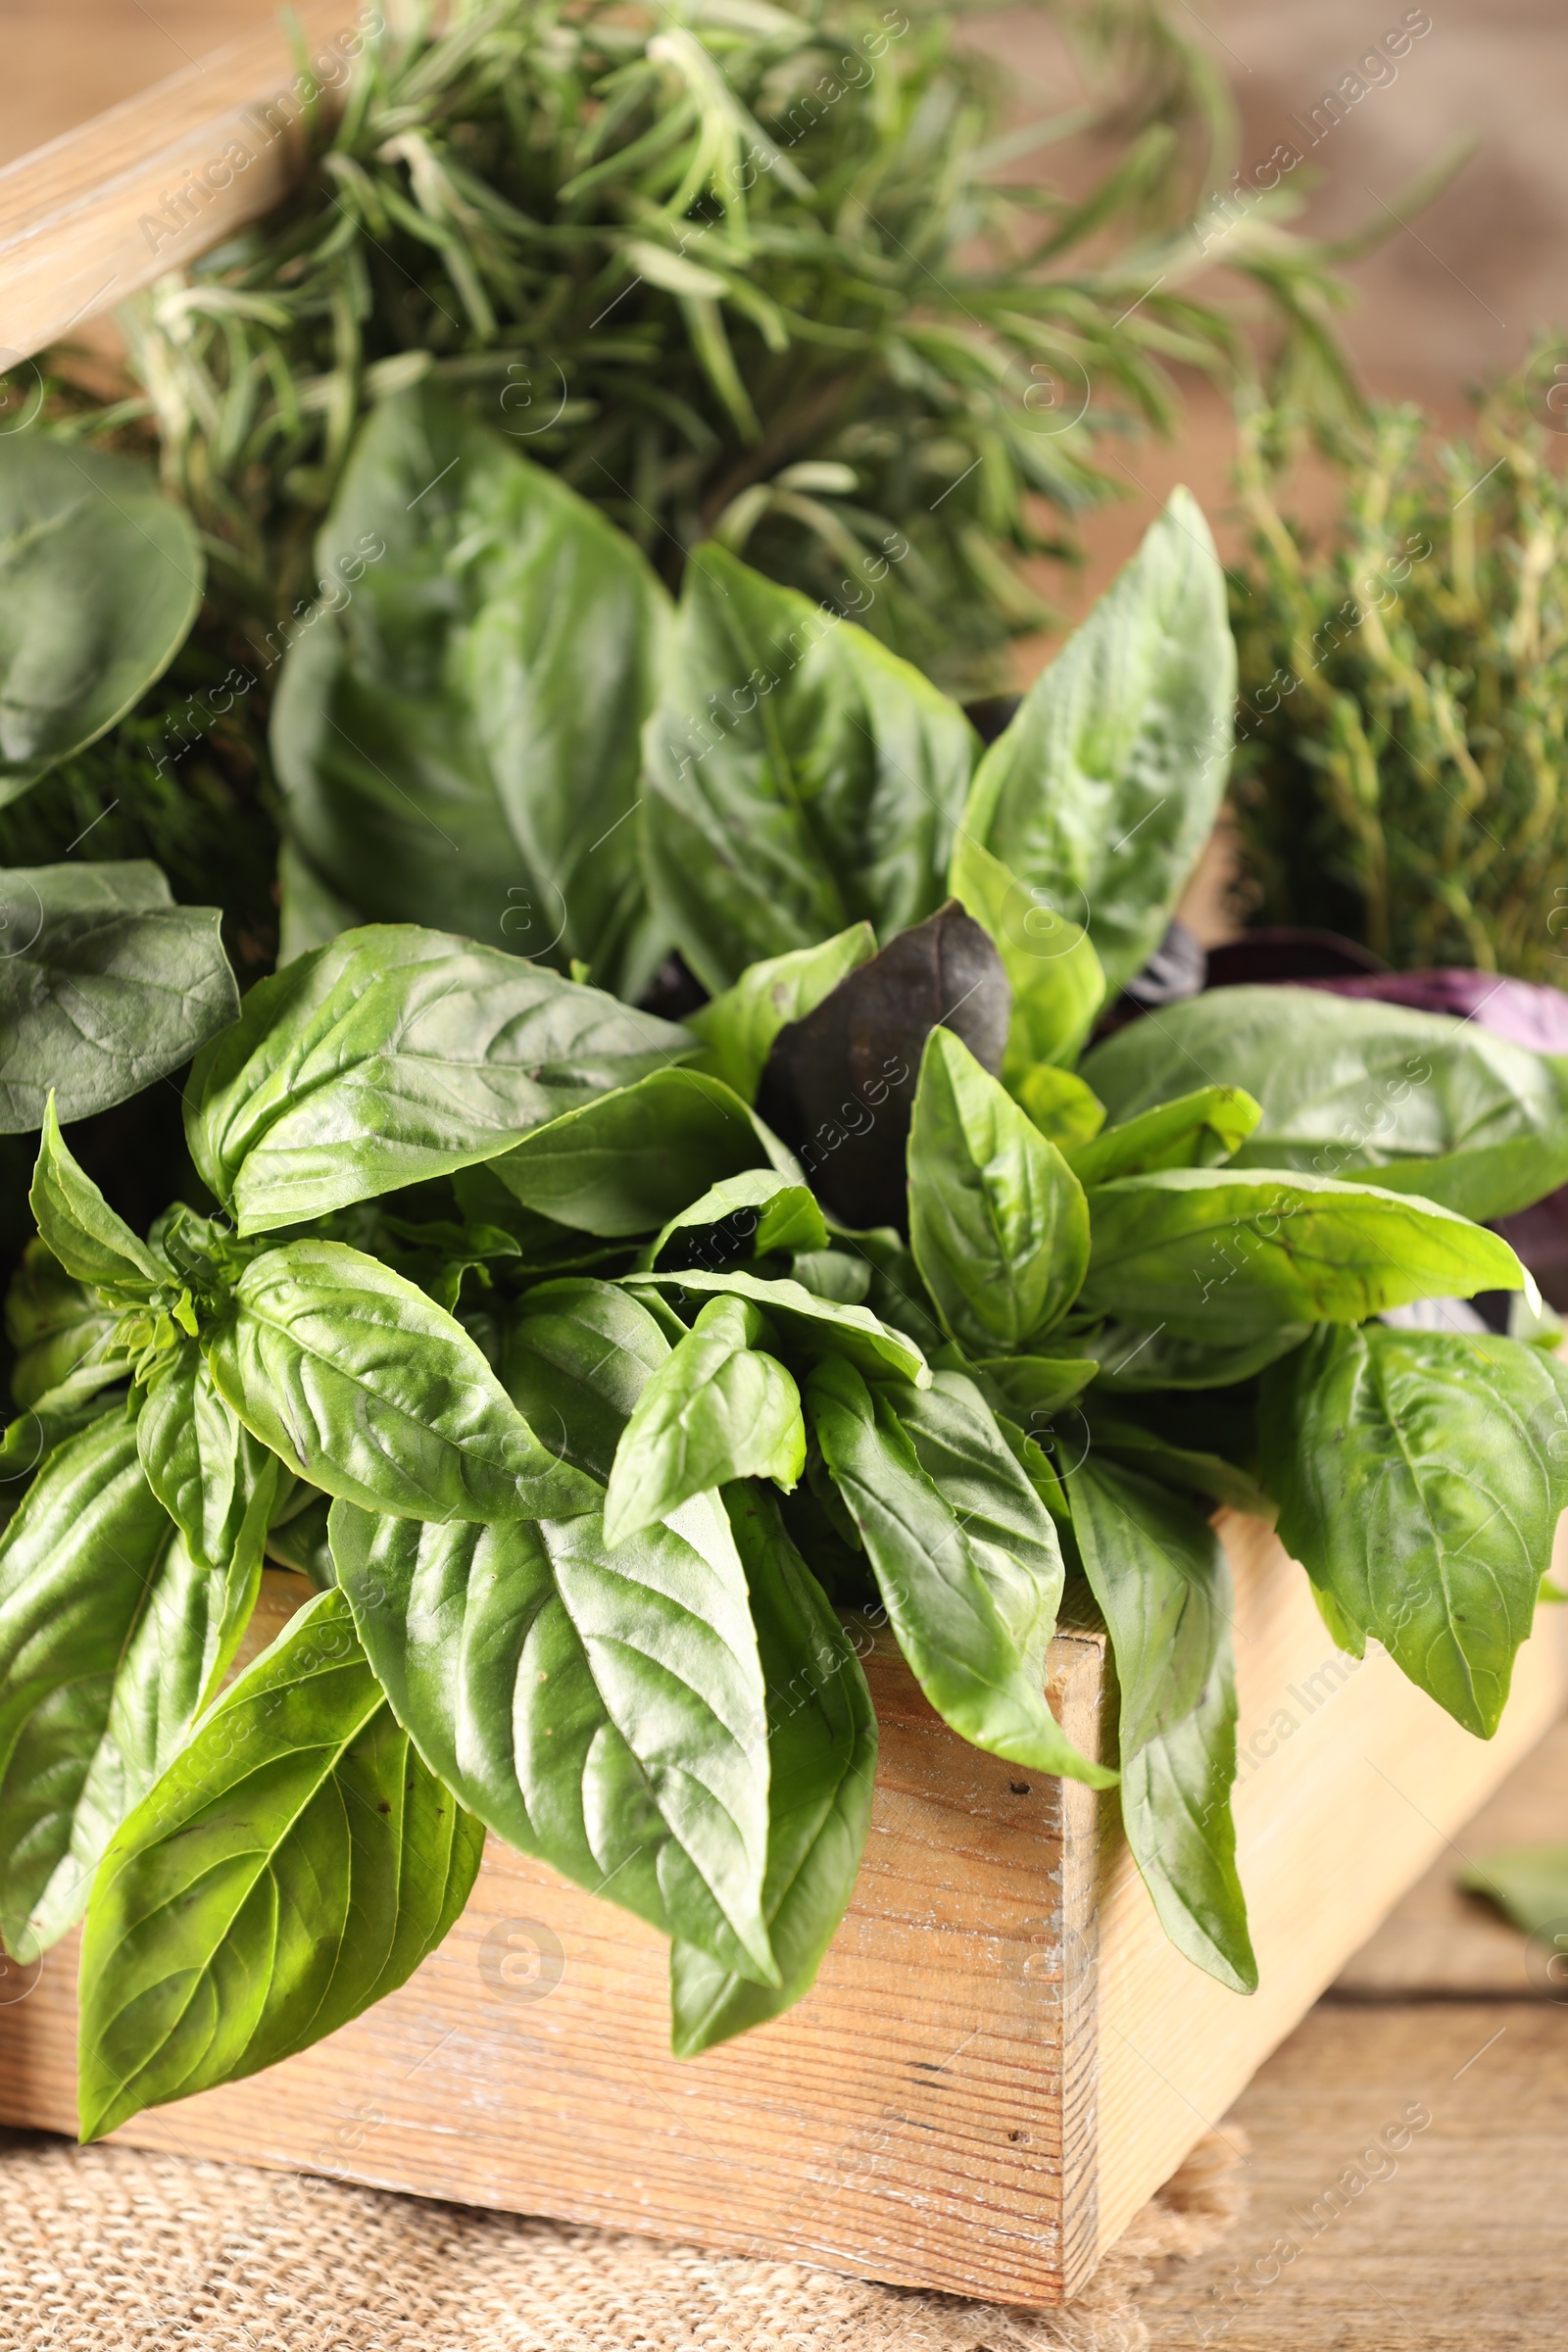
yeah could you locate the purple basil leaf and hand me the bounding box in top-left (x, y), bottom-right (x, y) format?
top-left (757, 903), bottom-right (1008, 1229)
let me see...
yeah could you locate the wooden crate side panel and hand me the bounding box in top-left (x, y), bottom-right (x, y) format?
top-left (0, 2), bottom-right (353, 360)
top-left (1090, 1509), bottom-right (1568, 2259)
top-left (0, 1619), bottom-right (1096, 2308)
top-left (1050, 1632), bottom-right (1109, 2301)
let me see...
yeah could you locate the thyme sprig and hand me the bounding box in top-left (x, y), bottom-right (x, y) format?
top-left (1229, 347), bottom-right (1568, 980)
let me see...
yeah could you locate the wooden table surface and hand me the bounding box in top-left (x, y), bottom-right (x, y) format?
top-left (1140, 2001), bottom-right (1565, 2348)
top-left (1143, 1714), bottom-right (1568, 2344)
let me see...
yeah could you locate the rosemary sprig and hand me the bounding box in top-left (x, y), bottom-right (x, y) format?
top-left (50, 0), bottom-right (1359, 693)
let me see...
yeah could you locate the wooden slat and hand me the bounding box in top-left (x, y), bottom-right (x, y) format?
top-left (0, 2), bottom-right (357, 361)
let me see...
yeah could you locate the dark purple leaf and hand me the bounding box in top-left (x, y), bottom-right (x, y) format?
top-left (1305, 968), bottom-right (1568, 1056)
top-left (757, 903), bottom-right (1008, 1230)
top-left (1203, 925), bottom-right (1386, 985)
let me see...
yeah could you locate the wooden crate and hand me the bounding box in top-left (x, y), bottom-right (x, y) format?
top-left (4, 26), bottom-right (1568, 2311)
top-left (3, 1521), bottom-right (1566, 2307)
top-left (0, 4), bottom-right (368, 362)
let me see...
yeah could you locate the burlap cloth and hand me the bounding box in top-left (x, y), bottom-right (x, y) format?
top-left (0, 2122), bottom-right (1245, 2351)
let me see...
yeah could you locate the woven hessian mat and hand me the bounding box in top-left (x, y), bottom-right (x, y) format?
top-left (0, 2124), bottom-right (1246, 2352)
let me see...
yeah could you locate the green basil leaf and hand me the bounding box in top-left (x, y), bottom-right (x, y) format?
top-left (627, 1265), bottom-right (929, 1386)
top-left (806, 1357), bottom-right (1112, 1787)
top-left (77, 1588), bottom-right (483, 2139)
top-left (643, 542), bottom-right (975, 991)
top-left (489, 1068), bottom-right (784, 1238)
top-left (264, 1479), bottom-right (336, 1589)
top-left (274, 837), bottom-right (361, 966)
top-left (996, 1408), bottom-right (1071, 1524)
top-left (967, 1353), bottom-right (1100, 1420)
top-left (908, 1028), bottom-right (1089, 1353)
top-left (782, 1448), bottom-right (874, 1599)
top-left (1510, 1291), bottom-right (1566, 1351)
top-left (789, 1249), bottom-right (872, 1304)
top-left (449, 1165), bottom-right (634, 1276)
top-left (646, 1168), bottom-right (827, 1271)
top-left (1306, 1575), bottom-right (1367, 1655)
top-left (1081, 987), bottom-right (1568, 1222)
top-left (5, 1238), bottom-right (118, 1409)
top-left (1067, 1455), bottom-right (1255, 1991)
top-left (137, 1342), bottom-right (283, 1574)
top-left (1057, 1318), bottom-right (1313, 1392)
top-left (949, 832), bottom-right (1106, 1074)
top-left (205, 1239), bottom-right (598, 1523)
top-left (826, 1225), bottom-right (946, 1354)
top-left (1258, 1324), bottom-right (1567, 1737)
top-left (0, 1416), bottom-right (259, 1961)
top-left (960, 491), bottom-right (1234, 993)
top-left (1084, 1408), bottom-right (1277, 1523)
top-left (1458, 1843), bottom-right (1568, 1940)
top-left (0, 434), bottom-right (202, 805)
top-left (148, 1200), bottom-right (232, 1289)
top-left (330, 1491), bottom-right (777, 1987)
top-left (0, 1364), bottom-right (127, 1525)
top-left (1011, 1063), bottom-right (1106, 1152)
top-left (690, 925), bottom-right (877, 1103)
top-left (0, 863), bottom-right (237, 1133)
top-left (271, 384), bottom-right (669, 993)
top-left (1066, 1086), bottom-right (1261, 1186)
top-left (1080, 1167), bottom-right (1532, 1342)
top-left (502, 1278), bottom-right (680, 1484)
top-left (353, 1208), bottom-right (521, 1316)
top-left (604, 1297), bottom-right (805, 1544)
top-left (187, 925), bottom-right (693, 1235)
top-left (29, 1100), bottom-right (167, 1300)
top-left (670, 1482), bottom-right (876, 2054)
